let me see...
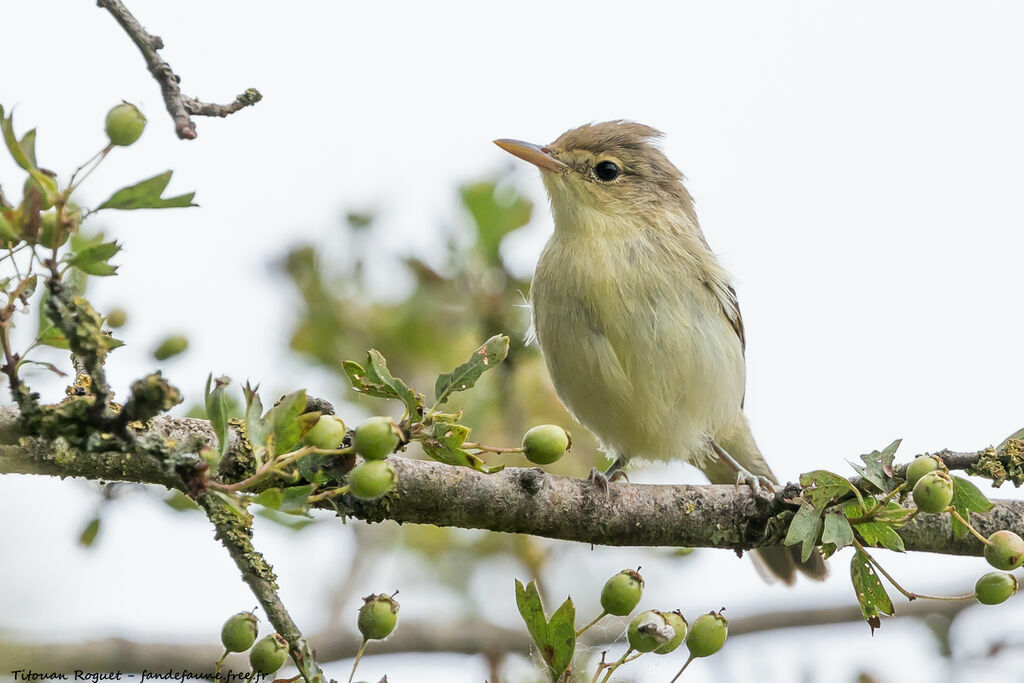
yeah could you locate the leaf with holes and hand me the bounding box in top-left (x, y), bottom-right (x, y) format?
top-left (853, 521), bottom-right (905, 553)
top-left (849, 439), bottom-right (901, 493)
top-left (851, 547), bottom-right (894, 633)
top-left (800, 470), bottom-right (858, 509)
top-left (434, 334), bottom-right (509, 406)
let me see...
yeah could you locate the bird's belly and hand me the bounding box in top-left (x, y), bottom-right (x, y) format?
top-left (532, 274), bottom-right (745, 465)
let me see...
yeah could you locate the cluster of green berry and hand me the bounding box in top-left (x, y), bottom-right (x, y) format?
top-left (907, 455), bottom-right (1020, 605)
top-left (217, 611), bottom-right (288, 675)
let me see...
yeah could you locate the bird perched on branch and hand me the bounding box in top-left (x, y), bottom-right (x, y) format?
top-left (495, 121), bottom-right (826, 583)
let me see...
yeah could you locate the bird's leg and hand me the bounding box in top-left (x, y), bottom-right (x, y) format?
top-left (711, 442), bottom-right (775, 495)
top-left (588, 455), bottom-right (629, 495)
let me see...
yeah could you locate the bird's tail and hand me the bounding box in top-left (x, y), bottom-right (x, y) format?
top-left (701, 414), bottom-right (828, 585)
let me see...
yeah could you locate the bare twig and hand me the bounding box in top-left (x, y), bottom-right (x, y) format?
top-left (95, 0), bottom-right (261, 139)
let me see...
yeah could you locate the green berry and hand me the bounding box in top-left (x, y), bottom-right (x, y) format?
top-left (304, 414), bottom-right (347, 449)
top-left (975, 572), bottom-right (1018, 605)
top-left (348, 460), bottom-right (396, 500)
top-left (600, 568), bottom-right (644, 616)
top-left (686, 611), bottom-right (728, 658)
top-left (522, 424), bottom-right (571, 465)
top-left (153, 334), bottom-right (189, 361)
top-left (984, 530), bottom-right (1024, 571)
top-left (357, 593), bottom-right (399, 640)
top-left (106, 308), bottom-right (127, 329)
top-left (912, 470), bottom-right (954, 514)
top-left (627, 610), bottom-right (674, 653)
top-left (654, 611), bottom-right (688, 655)
top-left (249, 633), bottom-right (288, 674)
top-left (220, 611), bottom-right (258, 653)
top-left (105, 102), bottom-right (146, 146)
top-left (353, 416), bottom-right (400, 460)
top-left (905, 455), bottom-right (944, 489)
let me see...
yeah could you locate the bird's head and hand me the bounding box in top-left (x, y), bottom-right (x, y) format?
top-left (494, 121), bottom-right (693, 223)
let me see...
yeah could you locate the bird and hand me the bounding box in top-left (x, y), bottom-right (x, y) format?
top-left (494, 121), bottom-right (826, 583)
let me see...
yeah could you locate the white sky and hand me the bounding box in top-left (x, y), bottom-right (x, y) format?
top-left (3, 1), bottom-right (1024, 681)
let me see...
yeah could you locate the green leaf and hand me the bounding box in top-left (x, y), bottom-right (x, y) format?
top-left (19, 128), bottom-right (37, 168)
top-left (546, 598), bottom-right (576, 680)
top-left (243, 382), bottom-right (266, 452)
top-left (255, 507), bottom-right (318, 530)
top-left (78, 516), bottom-right (101, 547)
top-left (849, 439), bottom-right (901, 493)
top-left (950, 475), bottom-right (994, 539)
top-left (513, 579), bottom-right (573, 679)
top-left (1, 105), bottom-right (33, 170)
top-left (95, 171), bottom-right (197, 211)
top-left (205, 375), bottom-right (231, 460)
top-left (263, 389), bottom-right (307, 456)
top-left (421, 425), bottom-right (504, 474)
top-left (800, 470), bottom-right (857, 509)
top-left (68, 240), bottom-right (121, 276)
top-left (853, 521), bottom-right (905, 553)
top-left (343, 349), bottom-right (423, 416)
top-left (783, 504), bottom-right (823, 563)
top-left (434, 334), bottom-right (510, 406)
top-left (821, 512), bottom-right (854, 557)
top-left (252, 484), bottom-right (313, 515)
top-left (460, 181), bottom-right (533, 265)
top-left (850, 547), bottom-right (894, 633)
top-left (37, 326), bottom-right (69, 350)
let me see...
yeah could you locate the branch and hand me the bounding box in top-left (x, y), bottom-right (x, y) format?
top-left (96, 0), bottom-right (262, 139)
top-left (0, 407), bottom-right (1020, 557)
top-left (0, 595), bottom-right (973, 673)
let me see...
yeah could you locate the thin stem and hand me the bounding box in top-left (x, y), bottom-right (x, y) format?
top-left (670, 655), bottom-right (695, 682)
top-left (214, 649), bottom-right (228, 679)
top-left (66, 145), bottom-right (112, 195)
top-left (598, 648), bottom-right (634, 683)
top-left (347, 639), bottom-right (368, 683)
top-left (575, 610), bottom-right (607, 637)
top-left (947, 508), bottom-right (993, 546)
top-left (852, 538), bottom-right (973, 602)
top-left (462, 442), bottom-right (525, 455)
top-left (877, 483), bottom-right (906, 507)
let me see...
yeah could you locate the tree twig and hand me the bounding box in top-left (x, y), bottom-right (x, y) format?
top-left (95, 0), bottom-right (262, 139)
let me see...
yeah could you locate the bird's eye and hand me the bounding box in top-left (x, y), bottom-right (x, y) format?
top-left (594, 160), bottom-right (620, 182)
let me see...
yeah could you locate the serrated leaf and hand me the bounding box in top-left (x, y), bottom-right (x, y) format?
top-left (343, 350), bottom-right (423, 416)
top-left (547, 598), bottom-right (576, 679)
top-left (800, 470), bottom-right (857, 509)
top-left (434, 334), bottom-right (509, 406)
top-left (95, 171), bottom-right (197, 211)
top-left (950, 475), bottom-right (994, 539)
top-left (68, 240), bottom-right (121, 277)
top-left (783, 504), bottom-right (823, 563)
top-left (821, 512), bottom-right (854, 556)
top-left (853, 521), bottom-right (906, 552)
top-left (263, 389), bottom-right (307, 456)
top-left (851, 547), bottom-right (894, 633)
top-left (849, 439), bottom-right (901, 493)
top-left (205, 375), bottom-right (231, 461)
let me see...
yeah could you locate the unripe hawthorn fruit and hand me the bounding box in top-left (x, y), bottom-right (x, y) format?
top-left (153, 334), bottom-right (189, 361)
top-left (249, 633), bottom-right (288, 674)
top-left (358, 593), bottom-right (399, 640)
top-left (105, 103), bottom-right (147, 146)
top-left (654, 611), bottom-right (688, 655)
top-left (522, 424), bottom-right (571, 465)
top-left (912, 470), bottom-right (954, 513)
top-left (220, 611), bottom-right (258, 653)
top-left (975, 572), bottom-right (1018, 605)
top-left (353, 416), bottom-right (400, 460)
top-left (304, 414), bottom-right (347, 449)
top-left (686, 610), bottom-right (728, 658)
top-left (905, 454), bottom-right (944, 489)
top-left (627, 610), bottom-right (674, 653)
top-left (348, 460), bottom-right (396, 501)
top-left (106, 308), bottom-right (127, 329)
top-left (984, 530), bottom-right (1024, 571)
top-left (600, 568), bottom-right (644, 616)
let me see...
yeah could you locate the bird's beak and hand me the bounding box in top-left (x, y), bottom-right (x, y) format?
top-left (494, 138), bottom-right (570, 174)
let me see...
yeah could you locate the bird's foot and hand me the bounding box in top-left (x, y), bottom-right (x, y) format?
top-left (588, 466), bottom-right (629, 499)
top-left (734, 469), bottom-right (776, 496)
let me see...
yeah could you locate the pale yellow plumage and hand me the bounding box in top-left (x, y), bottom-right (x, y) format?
top-left (496, 121), bottom-right (826, 583)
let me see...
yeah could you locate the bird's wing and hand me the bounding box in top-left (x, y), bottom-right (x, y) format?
top-left (704, 279), bottom-right (745, 355)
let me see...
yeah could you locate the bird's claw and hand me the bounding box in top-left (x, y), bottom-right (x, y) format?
top-left (588, 467), bottom-right (628, 499)
top-left (734, 470), bottom-right (776, 496)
